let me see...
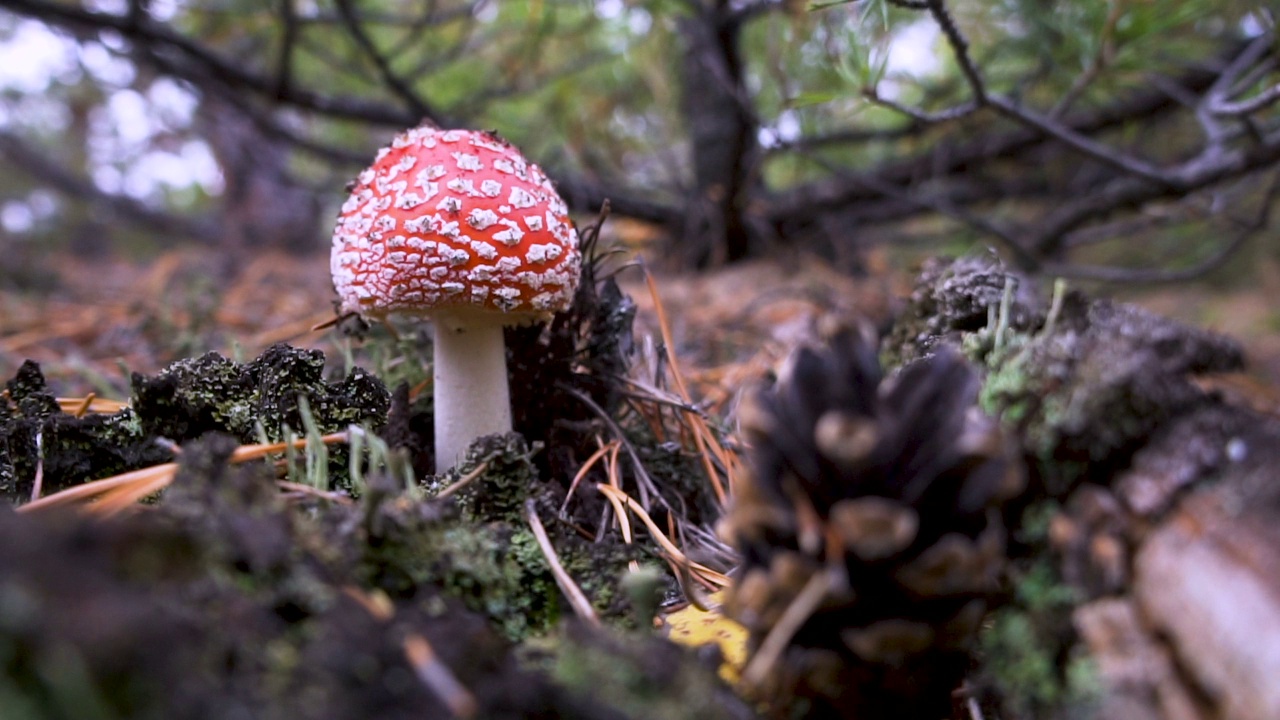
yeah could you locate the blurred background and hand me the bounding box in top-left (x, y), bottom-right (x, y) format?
top-left (1, 0), bottom-right (1278, 390)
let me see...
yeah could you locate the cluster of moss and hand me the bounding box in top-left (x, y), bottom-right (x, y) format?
top-left (0, 420), bottom-right (743, 719)
top-left (1, 344), bottom-right (389, 502)
top-left (975, 503), bottom-right (1100, 719)
top-left (1, 361), bottom-right (168, 499)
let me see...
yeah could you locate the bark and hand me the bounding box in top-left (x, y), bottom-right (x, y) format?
top-left (677, 6), bottom-right (758, 267)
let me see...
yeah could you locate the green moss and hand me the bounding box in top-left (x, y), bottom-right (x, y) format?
top-left (411, 433), bottom-right (647, 634)
top-left (978, 559), bottom-right (1092, 718)
top-left (982, 611), bottom-right (1061, 711)
top-left (979, 348), bottom-right (1038, 428)
top-left (1014, 500), bottom-right (1059, 545)
top-left (1014, 560), bottom-right (1081, 611)
top-left (437, 525), bottom-right (560, 641)
top-left (358, 489), bottom-right (564, 641)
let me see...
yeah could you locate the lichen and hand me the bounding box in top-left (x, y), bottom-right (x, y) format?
top-left (1, 362), bottom-right (170, 499)
top-left (2, 344), bottom-right (390, 502)
top-left (977, 559), bottom-right (1098, 719)
top-left (897, 256), bottom-right (1245, 499)
top-left (130, 343), bottom-right (390, 493)
top-left (408, 433), bottom-right (647, 637)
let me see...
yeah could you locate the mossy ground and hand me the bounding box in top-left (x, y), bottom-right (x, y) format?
top-left (0, 345), bottom-right (747, 718)
top-left (2, 252), bottom-right (1259, 720)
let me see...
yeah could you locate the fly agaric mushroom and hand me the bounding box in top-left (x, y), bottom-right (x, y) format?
top-left (331, 126), bottom-right (581, 472)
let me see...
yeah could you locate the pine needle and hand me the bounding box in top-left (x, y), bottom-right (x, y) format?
top-left (643, 268), bottom-right (729, 505)
top-left (525, 499), bottom-right (601, 627)
top-left (434, 461), bottom-right (490, 500)
top-left (403, 634), bottom-right (479, 719)
top-left (739, 569), bottom-right (834, 690)
top-left (559, 438), bottom-right (615, 516)
top-left (56, 395), bottom-right (129, 416)
top-left (17, 432), bottom-right (350, 515)
top-left (595, 483), bottom-right (731, 588)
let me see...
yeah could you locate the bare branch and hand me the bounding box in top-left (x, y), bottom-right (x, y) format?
top-left (925, 0), bottom-right (986, 103)
top-left (919, 0), bottom-right (1173, 186)
top-left (765, 62), bottom-right (1224, 224)
top-left (765, 123), bottom-right (928, 153)
top-left (986, 95), bottom-right (1173, 186)
top-left (3, 0), bottom-right (421, 127)
top-left (861, 88), bottom-right (978, 124)
top-left (1211, 81), bottom-right (1280, 117)
top-left (1049, 1), bottom-right (1121, 118)
top-left (1044, 170), bottom-right (1280, 283)
top-left (333, 0), bottom-right (444, 123)
top-left (0, 129), bottom-right (220, 244)
top-left (799, 150), bottom-right (1042, 268)
top-left (272, 0), bottom-right (300, 99)
top-left (1032, 127), bottom-right (1280, 255)
top-left (1198, 35), bottom-right (1275, 145)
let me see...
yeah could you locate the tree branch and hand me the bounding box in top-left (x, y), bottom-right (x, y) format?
top-left (1032, 126), bottom-right (1280, 255)
top-left (332, 0), bottom-right (444, 123)
top-left (2, 0), bottom-right (422, 126)
top-left (272, 0), bottom-right (300, 99)
top-left (765, 62), bottom-right (1224, 223)
top-left (0, 129), bottom-right (221, 244)
top-left (1043, 169), bottom-right (1280, 283)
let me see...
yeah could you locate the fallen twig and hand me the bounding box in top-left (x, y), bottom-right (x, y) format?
top-left (525, 499), bottom-right (600, 627)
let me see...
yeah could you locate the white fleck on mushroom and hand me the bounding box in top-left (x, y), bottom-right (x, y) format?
top-left (452, 152), bottom-right (484, 171)
top-left (467, 208), bottom-right (499, 230)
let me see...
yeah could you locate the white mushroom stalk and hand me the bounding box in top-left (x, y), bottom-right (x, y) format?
top-left (431, 311), bottom-right (511, 472)
top-left (330, 126), bottom-right (581, 473)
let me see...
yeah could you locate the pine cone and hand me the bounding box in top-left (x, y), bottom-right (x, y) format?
top-left (721, 324), bottom-right (1024, 718)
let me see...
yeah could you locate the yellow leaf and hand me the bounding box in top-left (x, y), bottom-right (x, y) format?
top-left (662, 592), bottom-right (749, 684)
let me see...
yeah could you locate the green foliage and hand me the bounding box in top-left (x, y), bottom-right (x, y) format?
top-left (1, 0), bottom-right (1272, 281)
top-left (979, 559), bottom-right (1099, 719)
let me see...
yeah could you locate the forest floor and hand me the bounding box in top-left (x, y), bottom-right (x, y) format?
top-left (6, 244), bottom-right (1280, 403)
top-left (4, 243), bottom-right (1280, 719)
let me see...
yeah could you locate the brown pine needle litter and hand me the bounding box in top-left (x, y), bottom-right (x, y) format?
top-left (560, 438), bottom-right (617, 516)
top-left (596, 483), bottom-right (730, 591)
top-left (18, 432), bottom-right (350, 515)
top-left (642, 268), bottom-right (734, 505)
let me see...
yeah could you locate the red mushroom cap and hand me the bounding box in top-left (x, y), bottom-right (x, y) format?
top-left (331, 126), bottom-right (581, 320)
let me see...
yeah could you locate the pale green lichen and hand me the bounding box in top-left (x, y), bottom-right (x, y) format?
top-left (978, 559), bottom-right (1098, 719)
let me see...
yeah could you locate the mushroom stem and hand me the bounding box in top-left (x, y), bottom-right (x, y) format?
top-left (432, 317), bottom-right (512, 473)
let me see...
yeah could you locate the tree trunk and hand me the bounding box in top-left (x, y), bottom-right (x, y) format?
top-left (678, 6), bottom-right (757, 267)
